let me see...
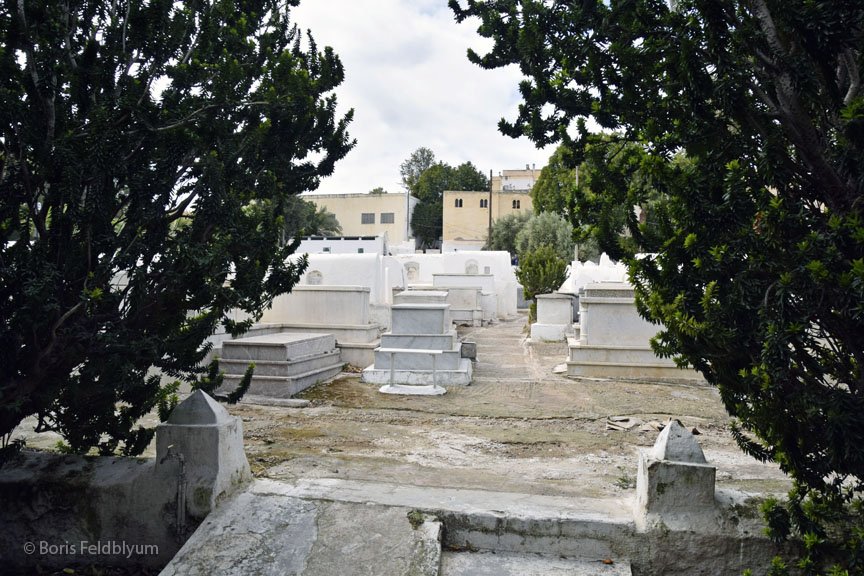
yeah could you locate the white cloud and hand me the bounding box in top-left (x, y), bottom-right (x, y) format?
top-left (290, 0), bottom-right (553, 195)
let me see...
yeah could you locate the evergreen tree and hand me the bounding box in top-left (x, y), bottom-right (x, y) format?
top-left (0, 0), bottom-right (354, 455)
top-left (453, 0), bottom-right (864, 567)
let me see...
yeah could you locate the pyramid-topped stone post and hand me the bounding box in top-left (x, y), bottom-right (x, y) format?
top-left (635, 420), bottom-right (717, 530)
top-left (156, 390), bottom-right (251, 518)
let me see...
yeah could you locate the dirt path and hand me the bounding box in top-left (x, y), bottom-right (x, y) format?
top-left (231, 314), bottom-right (790, 501)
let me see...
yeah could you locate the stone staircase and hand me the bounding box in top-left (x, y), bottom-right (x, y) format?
top-left (217, 332), bottom-right (343, 398)
top-left (159, 478), bottom-right (634, 576)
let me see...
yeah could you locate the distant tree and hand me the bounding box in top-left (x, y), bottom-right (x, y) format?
top-left (369, 187), bottom-right (387, 195)
top-left (310, 206), bottom-right (342, 237)
top-left (453, 161), bottom-right (490, 192)
top-left (400, 147), bottom-right (436, 193)
top-left (531, 145), bottom-right (576, 216)
top-left (411, 201), bottom-right (442, 249)
top-left (515, 244), bottom-right (569, 322)
top-left (516, 213), bottom-right (575, 262)
top-left (486, 211), bottom-right (533, 256)
top-left (0, 0), bottom-right (353, 456)
top-left (410, 159), bottom-right (488, 245)
top-left (413, 163), bottom-right (454, 203)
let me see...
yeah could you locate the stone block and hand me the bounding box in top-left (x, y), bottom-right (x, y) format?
top-left (156, 391), bottom-right (252, 518)
top-left (530, 323), bottom-right (570, 342)
top-left (391, 304), bottom-right (451, 335)
top-left (381, 331), bottom-right (457, 351)
top-left (393, 290), bottom-right (449, 305)
top-left (362, 358), bottom-right (473, 386)
top-left (460, 341), bottom-right (477, 359)
top-left (373, 348), bottom-right (462, 370)
top-left (635, 421), bottom-right (717, 531)
top-left (535, 293), bottom-right (573, 325)
top-left (220, 332), bottom-right (335, 362)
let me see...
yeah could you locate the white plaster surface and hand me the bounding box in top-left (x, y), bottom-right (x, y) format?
top-left (536, 293), bottom-right (574, 325)
top-left (260, 285), bottom-right (371, 325)
top-left (394, 252), bottom-right (518, 317)
top-left (635, 422), bottom-right (718, 531)
top-left (559, 253), bottom-right (628, 294)
top-left (391, 304), bottom-right (452, 335)
top-left (378, 384), bottom-right (447, 396)
top-left (567, 282), bottom-right (702, 381)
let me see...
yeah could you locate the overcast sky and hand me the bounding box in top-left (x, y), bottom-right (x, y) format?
top-left (290, 0), bottom-right (553, 195)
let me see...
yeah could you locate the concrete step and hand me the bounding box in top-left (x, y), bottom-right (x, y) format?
top-left (362, 358), bottom-right (473, 386)
top-left (218, 361), bottom-right (343, 398)
top-left (568, 342), bottom-right (667, 364)
top-left (218, 348), bottom-right (342, 377)
top-left (160, 488), bottom-right (442, 576)
top-left (373, 347), bottom-right (462, 370)
top-left (251, 478), bottom-right (634, 562)
top-left (380, 330), bottom-right (458, 352)
top-left (441, 550), bottom-right (631, 575)
top-left (220, 332), bottom-right (335, 362)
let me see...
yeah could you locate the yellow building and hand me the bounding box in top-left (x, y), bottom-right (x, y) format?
top-left (442, 168), bottom-right (539, 252)
top-left (302, 192), bottom-right (419, 250)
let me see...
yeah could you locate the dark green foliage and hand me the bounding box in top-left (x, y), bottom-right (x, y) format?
top-left (411, 200), bottom-right (443, 250)
top-left (0, 0), bottom-right (354, 455)
top-left (412, 161), bottom-right (489, 203)
top-left (515, 244), bottom-right (568, 322)
top-left (282, 197), bottom-right (343, 239)
top-left (452, 0), bottom-right (864, 570)
top-left (530, 145), bottom-right (576, 216)
top-left (405, 150), bottom-right (489, 247)
top-left (400, 147), bottom-right (436, 193)
top-left (486, 210), bottom-right (532, 255)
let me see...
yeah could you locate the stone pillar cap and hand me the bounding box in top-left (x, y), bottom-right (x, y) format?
top-left (166, 390), bottom-right (231, 425)
top-left (649, 420), bottom-right (707, 464)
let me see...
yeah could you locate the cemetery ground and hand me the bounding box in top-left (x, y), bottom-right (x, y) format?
top-left (8, 311), bottom-right (795, 574)
top-left (235, 313), bottom-right (790, 503)
top-left (12, 312), bottom-right (790, 503)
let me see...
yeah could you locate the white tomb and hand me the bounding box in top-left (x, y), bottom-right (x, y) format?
top-left (530, 293), bottom-right (575, 342)
top-left (256, 285), bottom-right (381, 367)
top-left (432, 273), bottom-right (496, 323)
top-left (567, 282), bottom-right (702, 380)
top-left (397, 287), bottom-right (484, 327)
top-left (218, 332), bottom-right (343, 398)
top-left (362, 303), bottom-right (472, 393)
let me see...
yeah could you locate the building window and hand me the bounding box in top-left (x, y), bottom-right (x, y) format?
top-left (361, 213), bottom-right (375, 224)
top-left (357, 248), bottom-right (364, 254)
top-left (380, 212), bottom-right (395, 224)
top-left (480, 199), bottom-right (488, 208)
top-left (454, 198), bottom-right (463, 208)
top-left (512, 199), bottom-right (521, 209)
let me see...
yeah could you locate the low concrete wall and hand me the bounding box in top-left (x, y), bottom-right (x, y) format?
top-left (0, 391), bottom-right (250, 572)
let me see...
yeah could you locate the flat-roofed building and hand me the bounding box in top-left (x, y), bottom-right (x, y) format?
top-left (302, 192), bottom-right (419, 253)
top-left (442, 167), bottom-right (539, 252)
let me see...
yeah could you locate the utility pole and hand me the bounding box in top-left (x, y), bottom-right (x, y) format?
top-left (488, 169), bottom-right (493, 249)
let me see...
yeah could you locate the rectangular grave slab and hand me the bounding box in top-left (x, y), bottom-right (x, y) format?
top-left (393, 290), bottom-right (449, 305)
top-left (220, 332), bottom-right (336, 362)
